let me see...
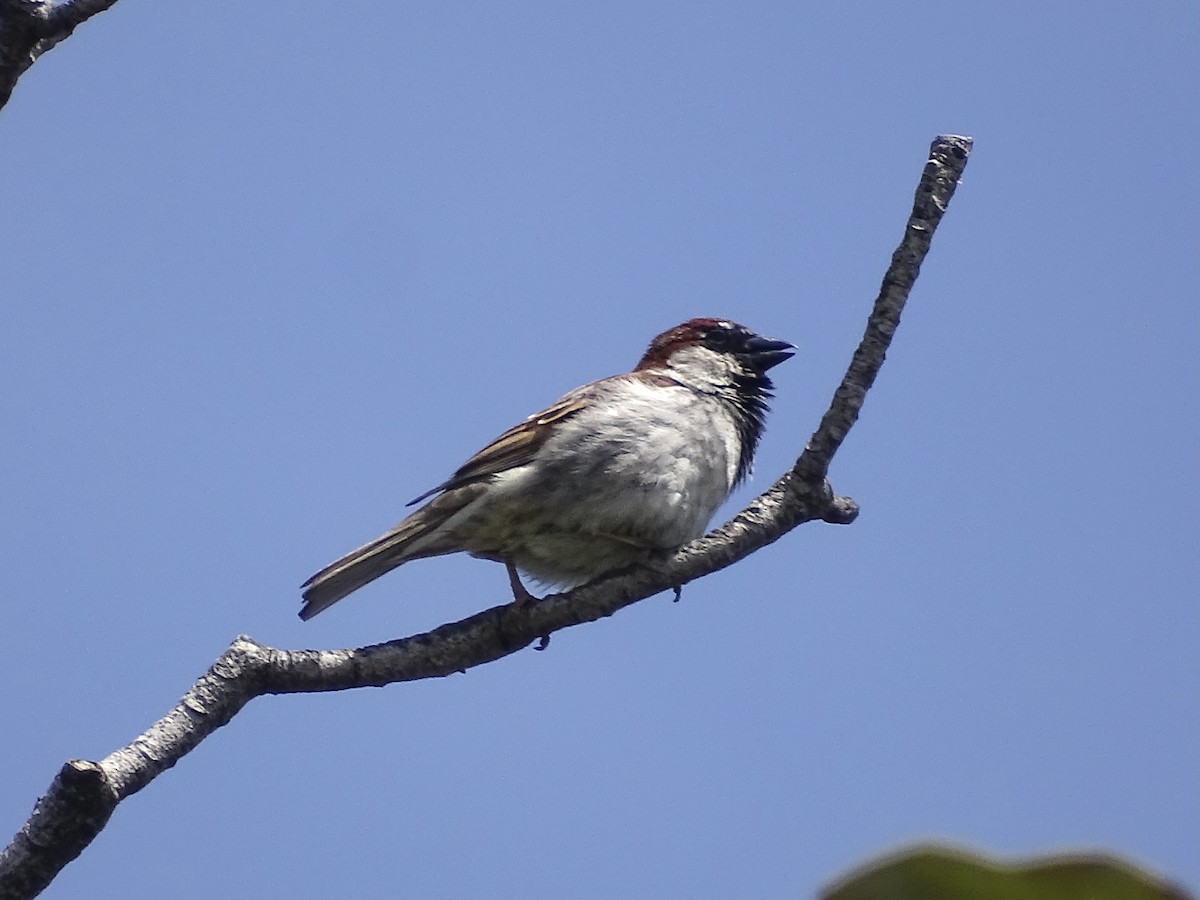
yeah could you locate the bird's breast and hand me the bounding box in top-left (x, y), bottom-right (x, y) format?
top-left (449, 381), bottom-right (741, 585)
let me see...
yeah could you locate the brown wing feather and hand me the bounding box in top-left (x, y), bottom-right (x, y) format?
top-left (407, 396), bottom-right (589, 504)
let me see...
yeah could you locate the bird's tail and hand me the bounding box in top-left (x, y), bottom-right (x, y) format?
top-left (300, 481), bottom-right (490, 620)
top-left (298, 527), bottom-right (412, 620)
top-left (298, 498), bottom-right (457, 619)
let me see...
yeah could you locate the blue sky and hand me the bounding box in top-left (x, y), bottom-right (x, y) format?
top-left (2, 2), bottom-right (1196, 897)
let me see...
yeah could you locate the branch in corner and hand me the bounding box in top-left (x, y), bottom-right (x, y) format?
top-left (0, 0), bottom-right (121, 112)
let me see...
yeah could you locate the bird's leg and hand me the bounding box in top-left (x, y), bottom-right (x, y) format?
top-left (594, 532), bottom-right (683, 599)
top-left (505, 560), bottom-right (540, 606)
top-left (501, 561), bottom-right (552, 651)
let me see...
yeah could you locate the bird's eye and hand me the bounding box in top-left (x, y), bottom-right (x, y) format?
top-left (703, 322), bottom-right (738, 349)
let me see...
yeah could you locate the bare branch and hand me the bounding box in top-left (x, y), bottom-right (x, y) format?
top-left (0, 0), bottom-right (119, 111)
top-left (795, 134), bottom-right (972, 484)
top-left (0, 135), bottom-right (972, 899)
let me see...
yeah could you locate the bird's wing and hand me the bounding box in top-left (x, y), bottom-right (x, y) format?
top-left (406, 394), bottom-right (590, 504)
top-left (299, 391), bottom-right (592, 620)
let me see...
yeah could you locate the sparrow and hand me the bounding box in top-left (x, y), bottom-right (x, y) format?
top-left (299, 317), bottom-right (793, 620)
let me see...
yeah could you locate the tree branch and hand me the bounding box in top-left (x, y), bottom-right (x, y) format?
top-left (0, 135), bottom-right (972, 899)
top-left (0, 0), bottom-right (119, 112)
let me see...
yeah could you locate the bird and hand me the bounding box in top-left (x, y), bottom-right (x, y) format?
top-left (299, 317), bottom-right (794, 620)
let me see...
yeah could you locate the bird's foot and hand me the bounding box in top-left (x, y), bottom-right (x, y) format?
top-left (637, 549), bottom-right (683, 601)
top-left (502, 561), bottom-right (551, 650)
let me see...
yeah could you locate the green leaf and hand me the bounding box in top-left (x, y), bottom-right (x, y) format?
top-left (821, 844), bottom-right (1192, 900)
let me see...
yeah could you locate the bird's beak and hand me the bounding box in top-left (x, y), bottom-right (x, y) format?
top-left (743, 334), bottom-right (795, 370)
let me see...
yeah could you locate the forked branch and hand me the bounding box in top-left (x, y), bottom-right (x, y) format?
top-left (0, 135), bottom-right (972, 900)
